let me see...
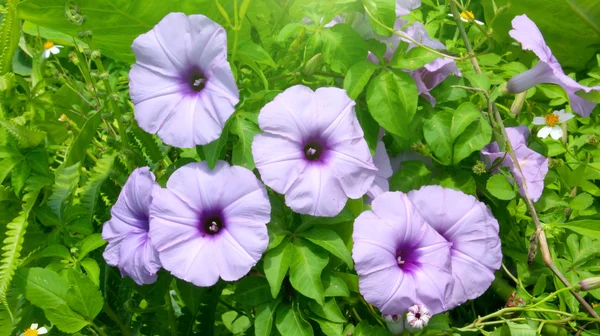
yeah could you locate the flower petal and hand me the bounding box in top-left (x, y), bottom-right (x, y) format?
top-left (252, 133), bottom-right (306, 194)
top-left (509, 15), bottom-right (554, 63)
top-left (532, 117), bottom-right (546, 125)
top-left (549, 126), bottom-right (563, 140)
top-left (257, 85), bottom-right (315, 142)
top-left (218, 229), bottom-right (264, 281)
top-left (556, 110), bottom-right (574, 123)
top-left (186, 14), bottom-right (228, 70)
top-left (285, 164), bottom-right (347, 217)
top-left (118, 233), bottom-right (160, 285)
top-left (328, 139), bottom-right (377, 199)
top-left (37, 327), bottom-right (48, 334)
top-left (537, 126), bottom-right (552, 139)
top-left (313, 87), bottom-right (359, 144)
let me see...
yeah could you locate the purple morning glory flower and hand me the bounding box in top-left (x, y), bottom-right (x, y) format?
top-left (408, 186), bottom-right (502, 309)
top-left (102, 167), bottom-right (162, 285)
top-left (252, 85), bottom-right (377, 217)
top-left (506, 15), bottom-right (600, 117)
top-left (353, 192), bottom-right (453, 315)
top-left (396, 0), bottom-right (421, 16)
top-left (367, 133), bottom-right (393, 201)
top-left (481, 126), bottom-right (549, 202)
top-left (148, 161), bottom-right (270, 286)
top-left (129, 13), bottom-right (239, 148)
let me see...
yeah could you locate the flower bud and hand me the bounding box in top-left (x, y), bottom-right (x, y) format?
top-left (68, 51), bottom-right (79, 64)
top-left (90, 50), bottom-right (102, 60)
top-left (472, 160), bottom-right (487, 175)
top-left (405, 304), bottom-right (431, 333)
top-left (382, 314), bottom-right (404, 335)
top-left (303, 53), bottom-right (322, 76)
top-left (580, 277), bottom-right (600, 291)
top-left (587, 135), bottom-right (599, 147)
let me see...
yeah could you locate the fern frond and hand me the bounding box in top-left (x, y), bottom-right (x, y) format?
top-left (0, 285), bottom-right (23, 336)
top-left (0, 0), bottom-right (20, 75)
top-left (0, 188), bottom-right (40, 313)
top-left (0, 121), bottom-right (46, 149)
top-left (0, 186), bottom-right (16, 202)
top-left (80, 152), bottom-right (116, 223)
top-left (48, 164), bottom-right (80, 223)
top-left (130, 125), bottom-right (164, 164)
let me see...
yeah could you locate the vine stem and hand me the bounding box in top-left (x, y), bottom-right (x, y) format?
top-left (448, 0), bottom-right (600, 320)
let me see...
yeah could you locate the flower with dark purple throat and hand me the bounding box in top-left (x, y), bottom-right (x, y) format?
top-left (408, 186), bottom-right (502, 309)
top-left (129, 13), bottom-right (239, 148)
top-left (352, 192), bottom-right (454, 315)
top-left (506, 15), bottom-right (600, 117)
top-left (252, 85), bottom-right (377, 217)
top-left (405, 304), bottom-right (431, 332)
top-left (382, 314), bottom-right (405, 335)
top-left (102, 167), bottom-right (162, 285)
top-left (481, 126), bottom-right (549, 202)
top-left (148, 161), bottom-right (270, 286)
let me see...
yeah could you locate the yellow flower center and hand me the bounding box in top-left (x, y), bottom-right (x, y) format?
top-left (58, 114), bottom-right (68, 122)
top-left (43, 41), bottom-right (54, 50)
top-left (545, 113), bottom-right (559, 127)
top-left (460, 11), bottom-right (475, 21)
top-left (24, 329), bottom-right (38, 336)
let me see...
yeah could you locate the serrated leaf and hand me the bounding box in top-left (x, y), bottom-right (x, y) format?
top-left (299, 227), bottom-right (353, 268)
top-left (65, 269), bottom-right (103, 320)
top-left (64, 112), bottom-right (102, 166)
top-left (289, 238), bottom-right (328, 305)
top-left (14, 267), bottom-right (69, 309)
top-left (44, 304), bottom-right (89, 333)
top-left (80, 152), bottom-right (116, 223)
top-left (0, 0), bottom-right (20, 74)
top-left (80, 258), bottom-right (100, 287)
top-left (263, 237), bottom-right (292, 298)
top-left (0, 121), bottom-right (45, 149)
top-left (48, 163), bottom-right (80, 223)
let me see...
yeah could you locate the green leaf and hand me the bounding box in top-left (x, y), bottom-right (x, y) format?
top-left (366, 70), bottom-right (418, 137)
top-left (356, 104), bottom-right (380, 154)
top-left (14, 267), bottom-right (69, 309)
top-left (64, 112), bottom-right (103, 166)
top-left (235, 276), bottom-right (272, 308)
top-left (201, 121), bottom-right (231, 169)
top-left (450, 102), bottom-right (480, 140)
top-left (0, 158), bottom-right (19, 185)
top-left (322, 24), bottom-right (368, 73)
top-left (80, 152), bottom-right (116, 223)
top-left (45, 304), bottom-right (90, 333)
top-left (389, 161), bottom-right (432, 192)
top-left (0, 0), bottom-right (20, 75)
top-left (423, 111), bottom-right (453, 164)
top-left (464, 72), bottom-right (490, 92)
top-left (0, 121), bottom-right (46, 149)
top-left (254, 299), bottom-right (281, 336)
top-left (231, 113), bottom-right (260, 170)
top-left (308, 298), bottom-right (346, 323)
top-left (17, 0), bottom-right (227, 63)
top-left (453, 117), bottom-right (493, 164)
top-left (487, 174), bottom-right (516, 200)
top-left (354, 320), bottom-right (391, 336)
top-left (263, 237), bottom-right (292, 298)
top-left (289, 238), bottom-right (329, 305)
top-left (80, 258), bottom-right (101, 287)
top-left (0, 188), bottom-right (39, 310)
top-left (298, 227), bottom-right (353, 268)
top-left (570, 193), bottom-right (594, 211)
top-left (222, 311), bottom-right (251, 334)
top-left (37, 244), bottom-right (73, 261)
top-left (48, 163), bottom-right (80, 223)
top-left (362, 0), bottom-right (395, 37)
top-left (390, 46), bottom-right (442, 70)
top-left (65, 269), bottom-right (103, 320)
top-left (275, 302), bottom-right (313, 336)
top-left (344, 60), bottom-right (378, 100)
top-left (237, 41), bottom-right (277, 68)
top-left (550, 220), bottom-right (600, 240)
top-left (322, 271), bottom-right (351, 297)
top-left (505, 321), bottom-right (537, 336)
top-left (76, 234), bottom-right (106, 261)
top-left (310, 317), bottom-right (343, 336)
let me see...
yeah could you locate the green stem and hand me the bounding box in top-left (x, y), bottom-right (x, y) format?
top-left (165, 291), bottom-right (178, 336)
top-left (93, 59), bottom-right (133, 171)
top-left (231, 0), bottom-right (240, 63)
top-left (103, 302), bottom-right (132, 336)
top-left (91, 322), bottom-right (109, 336)
top-left (531, 285), bottom-right (577, 308)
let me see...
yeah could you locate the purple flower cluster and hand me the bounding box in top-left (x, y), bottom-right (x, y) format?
top-left (353, 186), bottom-right (502, 317)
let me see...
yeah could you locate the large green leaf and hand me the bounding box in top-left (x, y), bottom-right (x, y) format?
top-left (255, 299), bottom-right (281, 336)
top-left (263, 237), bottom-right (292, 298)
top-left (366, 70), bottom-right (418, 137)
top-left (453, 117), bottom-right (492, 164)
top-left (423, 111), bottom-right (453, 164)
top-left (231, 113), bottom-right (260, 170)
top-left (17, 0), bottom-right (226, 63)
top-left (64, 112), bottom-right (103, 167)
top-left (235, 276), bottom-right (272, 308)
top-left (289, 238), bottom-right (329, 305)
top-left (344, 60), bottom-right (378, 100)
top-left (299, 227), bottom-right (353, 268)
top-left (14, 267), bottom-right (70, 308)
top-left (65, 270), bottom-right (103, 320)
top-left (550, 220), bottom-right (600, 240)
top-left (275, 302), bottom-right (313, 336)
top-left (308, 298), bottom-right (346, 323)
top-left (482, 0), bottom-right (600, 70)
top-left (450, 102), bottom-right (480, 140)
top-left (362, 0), bottom-right (395, 37)
top-left (322, 24), bottom-right (368, 73)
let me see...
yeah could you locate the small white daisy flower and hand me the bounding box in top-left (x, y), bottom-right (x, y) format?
top-left (448, 11), bottom-right (484, 25)
top-left (42, 41), bottom-right (63, 59)
top-left (382, 314), bottom-right (405, 335)
top-left (20, 323), bottom-right (48, 336)
top-left (405, 304), bottom-right (431, 333)
top-left (532, 109), bottom-right (574, 140)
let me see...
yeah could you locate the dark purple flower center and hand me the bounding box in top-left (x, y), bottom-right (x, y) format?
top-left (302, 136), bottom-right (329, 163)
top-left (395, 247), bottom-right (419, 273)
top-left (185, 66), bottom-right (207, 93)
top-left (415, 313), bottom-right (421, 319)
top-left (200, 209), bottom-right (225, 236)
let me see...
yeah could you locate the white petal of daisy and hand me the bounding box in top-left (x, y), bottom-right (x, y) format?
top-left (42, 50), bottom-right (51, 59)
top-left (50, 46), bottom-right (63, 55)
top-left (549, 126), bottom-right (563, 140)
top-left (30, 324), bottom-right (38, 330)
top-left (556, 110), bottom-right (574, 123)
top-left (37, 327), bottom-right (48, 334)
top-left (537, 126), bottom-right (552, 139)
top-left (474, 19), bottom-right (484, 25)
top-left (532, 116), bottom-right (546, 125)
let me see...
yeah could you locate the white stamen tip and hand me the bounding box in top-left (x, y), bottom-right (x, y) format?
top-left (397, 256), bottom-right (405, 265)
top-left (193, 78), bottom-right (205, 87)
top-left (208, 221), bottom-right (220, 233)
top-left (306, 148), bottom-right (317, 156)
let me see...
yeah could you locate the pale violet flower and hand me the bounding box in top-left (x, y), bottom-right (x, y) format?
top-left (20, 323), bottom-right (48, 336)
top-left (447, 11), bottom-right (484, 25)
top-left (396, 0), bottom-right (421, 16)
top-left (252, 85), bottom-right (377, 217)
top-left (129, 13), bottom-right (239, 148)
top-left (42, 41), bottom-right (63, 59)
top-left (367, 130), bottom-right (393, 201)
top-left (506, 15), bottom-right (600, 117)
top-left (532, 109), bottom-right (574, 140)
top-left (405, 304), bottom-right (431, 333)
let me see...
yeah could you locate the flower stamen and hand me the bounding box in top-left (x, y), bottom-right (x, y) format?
top-left (208, 221), bottom-right (220, 233)
top-left (460, 11), bottom-right (475, 21)
top-left (397, 256), bottom-right (405, 265)
top-left (43, 41), bottom-right (54, 50)
top-left (544, 113), bottom-right (559, 127)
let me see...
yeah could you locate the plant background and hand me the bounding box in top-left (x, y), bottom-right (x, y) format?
top-left (1, 0), bottom-right (600, 335)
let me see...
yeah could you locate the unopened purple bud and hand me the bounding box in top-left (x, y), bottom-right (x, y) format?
top-left (580, 277), bottom-right (600, 291)
top-left (405, 304), bottom-right (431, 333)
top-left (382, 314), bottom-right (404, 335)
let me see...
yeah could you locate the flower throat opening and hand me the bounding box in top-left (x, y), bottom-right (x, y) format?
top-left (187, 68), bottom-right (206, 92)
top-left (202, 216), bottom-right (223, 235)
top-left (303, 141), bottom-right (324, 161)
